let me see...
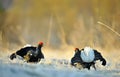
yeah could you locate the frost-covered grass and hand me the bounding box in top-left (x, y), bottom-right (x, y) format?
top-left (0, 56), bottom-right (120, 77)
top-left (0, 49), bottom-right (120, 77)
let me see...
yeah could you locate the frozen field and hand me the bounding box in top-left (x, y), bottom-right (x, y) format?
top-left (0, 51), bottom-right (120, 77)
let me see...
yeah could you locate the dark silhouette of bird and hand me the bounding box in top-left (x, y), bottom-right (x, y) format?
top-left (71, 47), bottom-right (106, 70)
top-left (10, 42), bottom-right (44, 62)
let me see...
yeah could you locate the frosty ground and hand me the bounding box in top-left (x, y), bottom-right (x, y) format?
top-left (0, 50), bottom-right (120, 77)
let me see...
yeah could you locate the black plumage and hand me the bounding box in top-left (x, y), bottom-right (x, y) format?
top-left (71, 47), bottom-right (106, 70)
top-left (10, 42), bottom-right (44, 62)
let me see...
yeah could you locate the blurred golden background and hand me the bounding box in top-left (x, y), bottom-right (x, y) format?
top-left (0, 0), bottom-right (120, 52)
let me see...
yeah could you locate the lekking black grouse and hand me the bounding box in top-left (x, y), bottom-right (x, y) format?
top-left (71, 47), bottom-right (106, 70)
top-left (10, 42), bottom-right (44, 62)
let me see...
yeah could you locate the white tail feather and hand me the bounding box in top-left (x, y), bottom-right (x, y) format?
top-left (81, 47), bottom-right (95, 62)
top-left (23, 44), bottom-right (32, 47)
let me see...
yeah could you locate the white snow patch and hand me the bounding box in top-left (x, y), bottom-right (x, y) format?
top-left (0, 49), bottom-right (120, 77)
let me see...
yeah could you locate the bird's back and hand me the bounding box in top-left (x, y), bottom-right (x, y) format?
top-left (16, 46), bottom-right (36, 57)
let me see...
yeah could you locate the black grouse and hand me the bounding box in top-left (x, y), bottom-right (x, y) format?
top-left (10, 42), bottom-right (44, 62)
top-left (71, 47), bottom-right (106, 70)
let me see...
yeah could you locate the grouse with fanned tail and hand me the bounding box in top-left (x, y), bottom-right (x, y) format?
top-left (71, 47), bottom-right (106, 70)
